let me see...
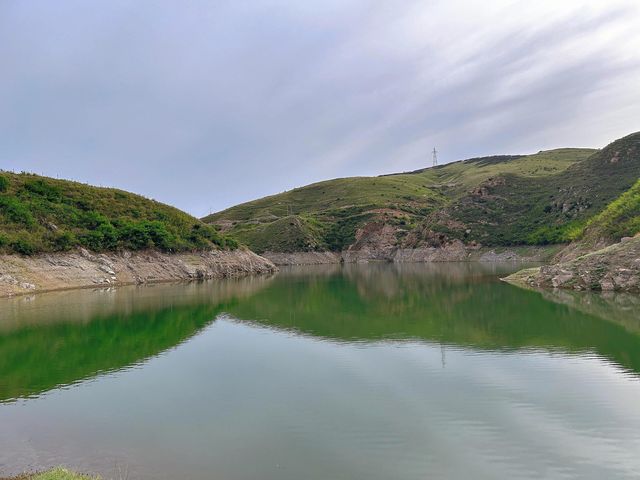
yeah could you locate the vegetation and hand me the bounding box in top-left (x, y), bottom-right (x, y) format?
top-left (0, 171), bottom-right (238, 255)
top-left (207, 133), bottom-right (640, 253)
top-left (580, 178), bottom-right (640, 241)
top-left (1, 468), bottom-right (98, 480)
top-left (433, 133), bottom-right (640, 246)
top-left (32, 468), bottom-right (97, 480)
top-left (205, 146), bottom-right (605, 251)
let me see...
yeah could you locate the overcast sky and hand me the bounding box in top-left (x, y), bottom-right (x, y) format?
top-left (1, 0), bottom-right (640, 216)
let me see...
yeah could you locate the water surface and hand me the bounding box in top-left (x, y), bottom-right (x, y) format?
top-left (1, 263), bottom-right (639, 479)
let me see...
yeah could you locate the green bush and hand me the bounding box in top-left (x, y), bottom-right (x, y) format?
top-left (23, 178), bottom-right (62, 201)
top-left (116, 221), bottom-right (153, 249)
top-left (11, 235), bottom-right (36, 255)
top-left (52, 230), bottom-right (77, 251)
top-left (140, 220), bottom-right (177, 251)
top-left (0, 175), bottom-right (9, 192)
top-left (0, 196), bottom-right (36, 226)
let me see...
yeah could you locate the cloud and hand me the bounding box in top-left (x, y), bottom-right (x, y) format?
top-left (1, 0), bottom-right (639, 215)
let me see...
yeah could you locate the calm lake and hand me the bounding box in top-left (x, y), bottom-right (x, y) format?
top-left (1, 263), bottom-right (639, 479)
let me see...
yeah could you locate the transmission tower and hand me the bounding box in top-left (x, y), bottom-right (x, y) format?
top-left (432, 147), bottom-right (438, 167)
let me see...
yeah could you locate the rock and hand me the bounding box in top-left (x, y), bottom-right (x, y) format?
top-left (0, 248), bottom-right (277, 297)
top-left (505, 235), bottom-right (640, 293)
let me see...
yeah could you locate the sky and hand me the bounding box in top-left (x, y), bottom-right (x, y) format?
top-left (1, 0), bottom-right (640, 216)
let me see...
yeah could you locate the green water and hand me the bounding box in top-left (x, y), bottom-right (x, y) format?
top-left (0, 263), bottom-right (639, 479)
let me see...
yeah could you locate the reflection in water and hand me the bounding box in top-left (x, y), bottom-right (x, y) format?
top-left (0, 278), bottom-right (273, 402)
top-left (0, 264), bottom-right (639, 480)
top-left (227, 264), bottom-right (640, 375)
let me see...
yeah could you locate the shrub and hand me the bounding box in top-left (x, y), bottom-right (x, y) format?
top-left (23, 178), bottom-right (62, 201)
top-left (117, 221), bottom-right (153, 249)
top-left (52, 231), bottom-right (77, 251)
top-left (0, 175), bottom-right (8, 192)
top-left (11, 235), bottom-right (36, 255)
top-left (0, 196), bottom-right (36, 226)
top-left (141, 221), bottom-right (177, 251)
top-left (224, 236), bottom-right (239, 250)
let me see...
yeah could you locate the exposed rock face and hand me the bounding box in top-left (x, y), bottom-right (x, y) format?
top-left (505, 236), bottom-right (640, 293)
top-left (0, 248), bottom-right (277, 297)
top-left (343, 222), bottom-right (399, 262)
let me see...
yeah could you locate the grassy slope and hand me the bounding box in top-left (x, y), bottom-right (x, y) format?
top-left (205, 148), bottom-right (597, 252)
top-left (0, 171), bottom-right (237, 255)
top-left (581, 177), bottom-right (640, 241)
top-left (429, 132), bottom-right (640, 246)
top-left (549, 177), bottom-right (640, 261)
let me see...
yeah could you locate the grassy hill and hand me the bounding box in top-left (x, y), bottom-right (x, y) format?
top-left (206, 133), bottom-right (640, 253)
top-left (205, 146), bottom-right (608, 253)
top-left (417, 132), bottom-right (640, 246)
top-left (0, 171), bottom-right (237, 255)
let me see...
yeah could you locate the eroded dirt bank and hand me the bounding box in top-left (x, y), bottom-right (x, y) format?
top-left (0, 248), bottom-right (276, 297)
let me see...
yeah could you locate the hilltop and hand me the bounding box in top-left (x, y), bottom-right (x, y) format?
top-left (0, 171), bottom-right (237, 255)
top-left (206, 134), bottom-right (639, 259)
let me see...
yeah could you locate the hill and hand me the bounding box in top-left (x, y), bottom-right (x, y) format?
top-left (205, 146), bottom-right (607, 253)
top-left (412, 132), bottom-right (640, 247)
top-left (0, 171), bottom-right (237, 255)
top-left (206, 133), bottom-right (640, 255)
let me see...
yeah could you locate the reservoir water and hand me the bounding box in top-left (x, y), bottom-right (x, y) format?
top-left (1, 263), bottom-right (639, 479)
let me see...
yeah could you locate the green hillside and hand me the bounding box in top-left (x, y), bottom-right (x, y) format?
top-left (421, 132), bottom-right (640, 246)
top-left (204, 146), bottom-right (604, 253)
top-left (580, 177), bottom-right (640, 241)
top-left (0, 171), bottom-right (237, 255)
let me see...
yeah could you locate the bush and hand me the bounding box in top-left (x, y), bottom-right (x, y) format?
top-left (0, 196), bottom-right (36, 226)
top-left (23, 178), bottom-right (62, 201)
top-left (189, 223), bottom-right (223, 249)
top-left (141, 221), bottom-right (177, 251)
top-left (0, 175), bottom-right (8, 192)
top-left (116, 221), bottom-right (152, 249)
top-left (11, 235), bottom-right (36, 255)
top-left (52, 231), bottom-right (77, 251)
top-left (224, 236), bottom-right (239, 250)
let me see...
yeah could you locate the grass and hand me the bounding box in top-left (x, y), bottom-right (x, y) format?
top-left (32, 468), bottom-right (97, 480)
top-left (204, 146), bottom-right (603, 251)
top-left (1, 468), bottom-right (98, 480)
top-left (0, 171), bottom-right (238, 255)
top-left (433, 132), bottom-right (640, 246)
top-left (580, 177), bottom-right (640, 241)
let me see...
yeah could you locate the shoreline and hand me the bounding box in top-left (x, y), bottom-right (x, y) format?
top-left (0, 244), bottom-right (560, 298)
top-left (0, 247), bottom-right (277, 298)
top-left (503, 236), bottom-right (640, 293)
top-left (263, 243), bottom-right (561, 265)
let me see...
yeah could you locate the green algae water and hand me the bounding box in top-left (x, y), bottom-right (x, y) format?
top-left (1, 263), bottom-right (639, 479)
